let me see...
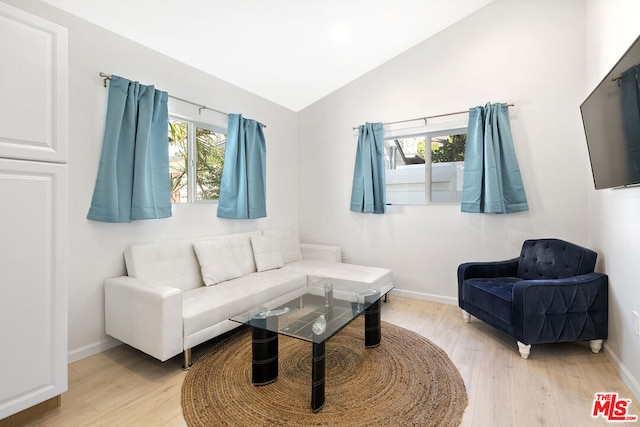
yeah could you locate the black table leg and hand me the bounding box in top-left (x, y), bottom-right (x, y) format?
top-left (364, 299), bottom-right (381, 347)
top-left (311, 341), bottom-right (326, 412)
top-left (252, 328), bottom-right (278, 385)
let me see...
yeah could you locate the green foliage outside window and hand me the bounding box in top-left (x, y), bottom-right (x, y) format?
top-left (410, 134), bottom-right (466, 163)
top-left (169, 121), bottom-right (188, 202)
top-left (169, 120), bottom-right (226, 203)
top-left (431, 134), bottom-right (466, 163)
top-left (195, 128), bottom-right (226, 200)
top-left (417, 139), bottom-right (426, 158)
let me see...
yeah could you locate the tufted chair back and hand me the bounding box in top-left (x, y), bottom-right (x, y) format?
top-left (516, 239), bottom-right (597, 280)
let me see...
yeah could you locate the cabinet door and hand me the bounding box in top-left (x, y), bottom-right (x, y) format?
top-left (0, 2), bottom-right (67, 163)
top-left (0, 159), bottom-right (68, 419)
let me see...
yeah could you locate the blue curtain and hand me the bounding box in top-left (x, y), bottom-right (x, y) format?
top-left (87, 75), bottom-right (171, 222)
top-left (461, 103), bottom-right (528, 214)
top-left (620, 64), bottom-right (640, 183)
top-left (350, 122), bottom-right (386, 214)
top-left (217, 113), bottom-right (267, 219)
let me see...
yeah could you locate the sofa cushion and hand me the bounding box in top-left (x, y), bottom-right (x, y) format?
top-left (124, 238), bottom-right (204, 292)
top-left (182, 269), bottom-right (307, 337)
top-left (263, 227), bottom-right (303, 264)
top-left (282, 259), bottom-right (393, 285)
top-left (199, 232), bottom-right (260, 276)
top-left (463, 277), bottom-right (519, 325)
top-left (251, 235), bottom-right (284, 272)
top-left (193, 239), bottom-right (242, 286)
top-left (124, 232), bottom-right (261, 292)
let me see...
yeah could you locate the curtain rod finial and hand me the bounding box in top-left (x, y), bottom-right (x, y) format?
top-left (99, 72), bottom-right (111, 87)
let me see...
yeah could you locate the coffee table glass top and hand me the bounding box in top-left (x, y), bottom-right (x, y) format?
top-left (230, 277), bottom-right (394, 344)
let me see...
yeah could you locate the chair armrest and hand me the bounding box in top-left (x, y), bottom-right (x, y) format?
top-left (457, 258), bottom-right (519, 306)
top-left (512, 272), bottom-right (608, 345)
top-left (105, 276), bottom-right (183, 362)
top-left (457, 258), bottom-right (519, 281)
top-left (300, 243), bottom-right (342, 262)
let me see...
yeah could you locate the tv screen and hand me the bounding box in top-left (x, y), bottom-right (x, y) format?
top-left (581, 34), bottom-right (640, 189)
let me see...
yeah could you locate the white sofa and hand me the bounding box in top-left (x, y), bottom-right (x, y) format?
top-left (104, 227), bottom-right (393, 368)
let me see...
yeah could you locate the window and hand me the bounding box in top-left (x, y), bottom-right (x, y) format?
top-left (385, 127), bottom-right (467, 204)
top-left (168, 117), bottom-right (226, 203)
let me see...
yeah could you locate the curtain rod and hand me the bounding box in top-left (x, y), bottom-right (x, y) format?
top-left (99, 72), bottom-right (266, 128)
top-left (352, 103), bottom-right (515, 130)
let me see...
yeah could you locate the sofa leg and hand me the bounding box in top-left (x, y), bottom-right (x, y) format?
top-left (461, 310), bottom-right (470, 323)
top-left (590, 339), bottom-right (603, 354)
top-left (517, 341), bottom-right (531, 359)
top-left (182, 348), bottom-right (192, 371)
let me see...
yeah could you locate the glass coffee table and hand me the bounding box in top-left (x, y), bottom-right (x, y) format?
top-left (230, 277), bottom-right (394, 412)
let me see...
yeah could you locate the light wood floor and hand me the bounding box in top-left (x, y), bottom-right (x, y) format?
top-left (15, 296), bottom-right (640, 426)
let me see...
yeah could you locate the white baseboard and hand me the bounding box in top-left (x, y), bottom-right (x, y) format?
top-left (68, 337), bottom-right (121, 363)
top-left (390, 288), bottom-right (458, 306)
top-left (603, 344), bottom-right (640, 402)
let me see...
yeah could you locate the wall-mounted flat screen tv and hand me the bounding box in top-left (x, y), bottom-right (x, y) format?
top-left (581, 34), bottom-right (640, 190)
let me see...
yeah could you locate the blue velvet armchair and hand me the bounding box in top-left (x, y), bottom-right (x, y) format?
top-left (457, 239), bottom-right (608, 359)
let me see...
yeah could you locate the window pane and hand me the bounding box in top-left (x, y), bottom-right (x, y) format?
top-left (430, 133), bottom-right (466, 203)
top-left (169, 120), bottom-right (188, 203)
top-left (195, 127), bottom-right (226, 201)
top-left (385, 137), bottom-right (427, 205)
top-left (388, 137), bottom-right (426, 166)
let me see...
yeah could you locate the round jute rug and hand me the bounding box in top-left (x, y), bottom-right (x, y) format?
top-left (181, 318), bottom-right (467, 426)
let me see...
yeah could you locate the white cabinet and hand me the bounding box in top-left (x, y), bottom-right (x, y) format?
top-left (0, 159), bottom-right (68, 419)
top-left (0, 2), bottom-right (67, 163)
top-left (0, 1), bottom-right (68, 420)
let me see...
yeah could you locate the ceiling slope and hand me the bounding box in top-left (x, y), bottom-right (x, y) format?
top-left (41, 0), bottom-right (495, 111)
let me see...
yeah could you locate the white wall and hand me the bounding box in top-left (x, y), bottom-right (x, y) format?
top-left (586, 0), bottom-right (640, 401)
top-left (298, 0), bottom-right (590, 303)
top-left (3, 0), bottom-right (299, 362)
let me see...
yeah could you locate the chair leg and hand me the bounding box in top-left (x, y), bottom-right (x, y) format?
top-left (461, 310), bottom-right (470, 323)
top-left (590, 339), bottom-right (603, 354)
top-left (517, 341), bottom-right (531, 359)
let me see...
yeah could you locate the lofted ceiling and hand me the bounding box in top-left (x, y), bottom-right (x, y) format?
top-left (40, 0), bottom-right (495, 111)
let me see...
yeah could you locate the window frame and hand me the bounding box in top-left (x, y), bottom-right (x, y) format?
top-left (169, 113), bottom-right (227, 204)
top-left (384, 125), bottom-right (468, 205)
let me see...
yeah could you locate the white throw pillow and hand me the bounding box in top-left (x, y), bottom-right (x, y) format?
top-left (193, 239), bottom-right (243, 286)
top-left (227, 232), bottom-right (260, 275)
top-left (251, 235), bottom-right (284, 272)
top-left (262, 228), bottom-right (303, 264)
